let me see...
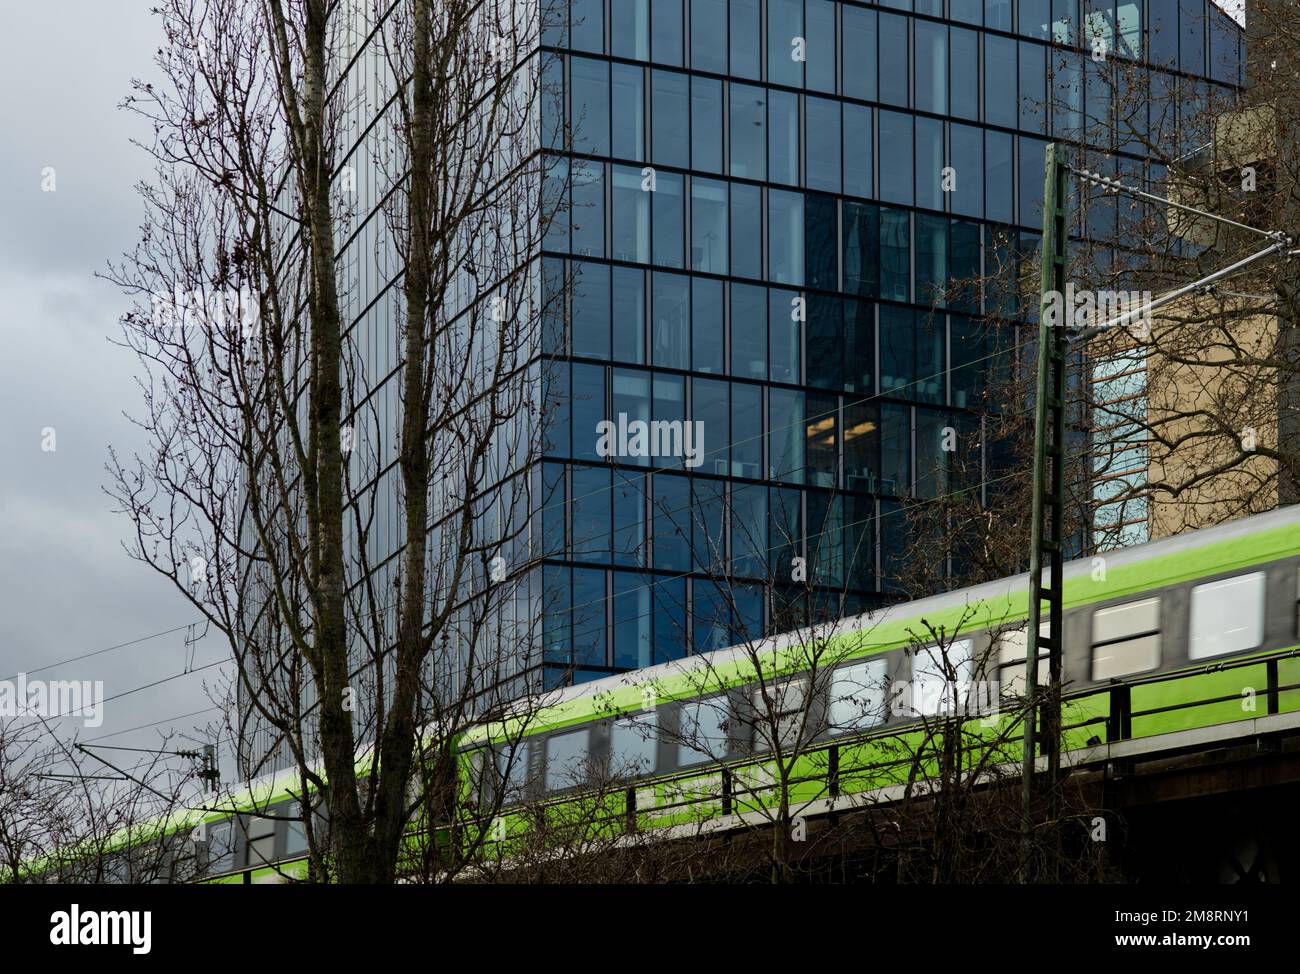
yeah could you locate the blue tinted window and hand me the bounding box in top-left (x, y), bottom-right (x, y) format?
top-left (768, 0), bottom-right (804, 88)
top-left (844, 298), bottom-right (873, 394)
top-left (544, 564), bottom-right (571, 661)
top-left (951, 0), bottom-right (982, 23)
top-left (611, 165), bottom-right (649, 262)
top-left (770, 287), bottom-right (801, 385)
top-left (613, 573), bottom-right (651, 667)
top-left (542, 53), bottom-right (565, 150)
top-left (1019, 42), bottom-right (1047, 134)
top-left (769, 387), bottom-right (804, 481)
top-left (652, 70), bottom-right (689, 168)
top-left (729, 0), bottom-right (761, 79)
top-left (880, 207), bottom-right (910, 303)
top-left (652, 271), bottom-right (689, 368)
top-left (1149, 0), bottom-right (1178, 67)
top-left (572, 464), bottom-right (612, 561)
top-left (572, 261), bottom-right (610, 358)
top-left (545, 362), bottom-right (571, 457)
top-left (985, 131), bottom-right (1013, 224)
top-left (805, 193), bottom-right (837, 291)
top-left (879, 14), bottom-right (909, 108)
top-left (691, 177), bottom-right (729, 275)
top-left (650, 0), bottom-right (684, 65)
top-left (843, 201), bottom-right (879, 298)
top-left (915, 21), bottom-right (948, 115)
top-left (614, 471), bottom-right (647, 567)
top-left (915, 117), bottom-right (943, 211)
top-left (691, 78), bottom-right (723, 173)
top-left (571, 57), bottom-right (609, 155)
top-left (915, 213), bottom-right (947, 309)
top-left (879, 111), bottom-right (913, 206)
top-left (691, 0), bottom-right (728, 73)
top-left (806, 394), bottom-right (838, 488)
top-left (613, 266), bottom-right (646, 363)
top-left (1179, 0), bottom-right (1204, 75)
top-left (612, 63), bottom-right (645, 160)
top-left (653, 473), bottom-right (691, 571)
top-left (731, 481), bottom-right (766, 580)
top-left (986, 0), bottom-right (1013, 30)
top-left (572, 566), bottom-right (607, 666)
top-left (692, 379), bottom-right (729, 476)
top-left (692, 278), bottom-right (724, 373)
top-left (807, 294), bottom-right (843, 390)
top-left (1020, 0), bottom-right (1051, 37)
top-left (730, 183), bottom-right (762, 279)
top-left (613, 0), bottom-right (649, 59)
top-left (652, 171), bottom-right (684, 268)
top-left (731, 386), bottom-right (764, 481)
top-left (950, 27), bottom-right (979, 121)
top-left (768, 189), bottom-right (805, 286)
top-left (984, 35), bottom-right (1017, 129)
top-left (542, 462), bottom-right (567, 559)
top-left (1052, 49), bottom-right (1083, 139)
top-left (844, 400), bottom-right (879, 491)
top-left (843, 103), bottom-right (872, 199)
top-left (653, 578), bottom-right (687, 662)
top-left (768, 88), bottom-right (799, 187)
top-left (842, 6), bottom-right (877, 102)
top-left (731, 283), bottom-right (767, 380)
top-left (806, 97), bottom-right (841, 193)
top-left (613, 369), bottom-right (652, 465)
top-left (950, 123), bottom-right (983, 218)
top-left (570, 0), bottom-right (604, 53)
top-left (571, 160), bottom-right (605, 258)
top-left (730, 84), bottom-right (767, 180)
top-left (806, 0), bottom-right (836, 93)
top-left (1019, 137), bottom-right (1048, 228)
top-left (879, 403), bottom-right (911, 497)
top-left (546, 156), bottom-right (572, 252)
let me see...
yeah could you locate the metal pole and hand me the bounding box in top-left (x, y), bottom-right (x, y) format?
top-left (1022, 143), bottom-right (1070, 879)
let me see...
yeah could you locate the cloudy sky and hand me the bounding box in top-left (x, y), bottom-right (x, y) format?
top-left (0, 3), bottom-right (227, 769)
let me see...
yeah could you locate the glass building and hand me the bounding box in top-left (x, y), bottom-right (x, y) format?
top-left (535, 0), bottom-right (1243, 686)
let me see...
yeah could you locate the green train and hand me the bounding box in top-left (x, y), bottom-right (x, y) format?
top-left (28, 505), bottom-right (1300, 882)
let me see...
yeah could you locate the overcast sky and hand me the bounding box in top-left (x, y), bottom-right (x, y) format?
top-left (0, 2), bottom-right (227, 770)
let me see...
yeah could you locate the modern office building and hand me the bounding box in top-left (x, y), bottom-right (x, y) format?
top-left (239, 0), bottom-right (1244, 773)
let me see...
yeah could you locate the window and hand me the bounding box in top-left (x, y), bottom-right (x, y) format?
top-left (843, 104), bottom-right (872, 199)
top-left (998, 624), bottom-right (1050, 699)
top-left (571, 160), bottom-right (605, 258)
top-left (652, 171), bottom-right (684, 268)
top-left (653, 472), bottom-right (691, 570)
top-left (1190, 572), bottom-right (1264, 660)
top-left (915, 117), bottom-right (943, 212)
top-left (692, 277), bottom-right (724, 372)
top-left (879, 402), bottom-right (910, 496)
top-left (880, 207), bottom-right (910, 302)
top-left (911, 638), bottom-right (973, 716)
top-left (691, 77), bottom-right (723, 173)
top-left (879, 13), bottom-right (909, 107)
top-left (730, 0), bottom-right (762, 79)
top-left (805, 97), bottom-right (841, 193)
top-left (985, 131), bottom-right (1014, 224)
top-left (807, 293), bottom-right (842, 389)
top-left (729, 84), bottom-right (766, 180)
top-left (693, 377), bottom-right (729, 475)
top-left (571, 57), bottom-right (609, 156)
top-left (572, 567), bottom-right (607, 667)
top-left (768, 0), bottom-right (803, 87)
top-left (611, 63), bottom-right (645, 160)
top-left (770, 287), bottom-right (801, 384)
top-left (805, 393), bottom-right (838, 487)
top-left (611, 165), bottom-right (649, 262)
top-left (609, 715), bottom-right (658, 777)
top-left (806, 0), bottom-right (836, 93)
top-left (570, 0), bottom-right (604, 53)
top-left (497, 742), bottom-right (531, 803)
top-left (879, 112), bottom-right (913, 206)
top-left (207, 820), bottom-right (235, 874)
top-left (730, 183), bottom-right (762, 280)
top-left (651, 0), bottom-right (684, 65)
top-left (654, 577), bottom-right (688, 663)
top-left (691, 177), bottom-right (728, 274)
top-left (949, 124), bottom-right (983, 219)
top-left (769, 387), bottom-right (804, 481)
top-left (751, 677), bottom-right (809, 750)
top-left (691, 0), bottom-right (727, 73)
top-left (612, 0), bottom-right (649, 60)
top-left (842, 5), bottom-right (877, 102)
top-left (545, 730), bottom-right (590, 791)
top-left (768, 189), bottom-right (804, 286)
top-left (572, 261), bottom-right (610, 358)
top-left (984, 34), bottom-right (1017, 128)
top-left (652, 271), bottom-right (689, 368)
top-left (1019, 41), bottom-right (1047, 134)
top-left (244, 816), bottom-right (277, 867)
top-left (769, 89), bottom-right (799, 187)
top-left (651, 70), bottom-right (689, 169)
top-left (1091, 597), bottom-right (1161, 679)
top-left (844, 400), bottom-right (879, 490)
top-left (830, 658), bottom-right (889, 732)
top-left (843, 201), bottom-right (879, 297)
top-left (950, 27), bottom-right (979, 121)
top-left (613, 266), bottom-right (646, 363)
top-left (572, 464), bottom-right (612, 557)
top-left (614, 572), bottom-right (652, 666)
top-left (915, 20), bottom-right (948, 115)
top-left (678, 697), bottom-right (730, 764)
top-left (731, 283), bottom-right (767, 380)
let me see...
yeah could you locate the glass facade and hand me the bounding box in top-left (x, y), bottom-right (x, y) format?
top-left (538, 0), bottom-right (1241, 687)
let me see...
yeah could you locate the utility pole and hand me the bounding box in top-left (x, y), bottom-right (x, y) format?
top-left (1022, 142), bottom-right (1070, 880)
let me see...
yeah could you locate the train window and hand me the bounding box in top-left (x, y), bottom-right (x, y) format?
top-left (285, 817), bottom-right (308, 856)
top-left (678, 697), bottom-right (729, 765)
top-left (208, 819), bottom-right (235, 874)
top-left (244, 815), bottom-right (277, 867)
top-left (545, 729), bottom-right (590, 791)
top-left (751, 676), bottom-right (809, 750)
top-left (997, 624), bottom-right (1049, 698)
top-left (1090, 597), bottom-right (1160, 679)
top-left (829, 658), bottom-right (889, 732)
top-left (1190, 572), bottom-right (1265, 659)
top-left (496, 741), bottom-right (531, 804)
top-left (609, 714), bottom-right (658, 778)
top-left (911, 639), bottom-right (974, 716)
